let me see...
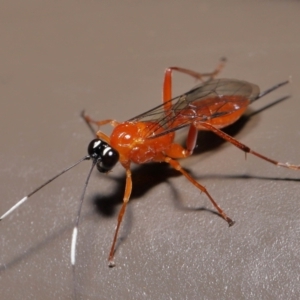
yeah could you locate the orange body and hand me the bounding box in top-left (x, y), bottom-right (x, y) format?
top-left (83, 62), bottom-right (291, 267)
top-left (110, 94), bottom-right (250, 167)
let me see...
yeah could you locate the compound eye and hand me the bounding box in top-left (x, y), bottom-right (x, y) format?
top-left (87, 139), bottom-right (119, 173)
top-left (87, 139), bottom-right (105, 159)
top-left (97, 147), bottom-right (119, 173)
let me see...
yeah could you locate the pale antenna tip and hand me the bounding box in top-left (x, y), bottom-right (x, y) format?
top-left (0, 196), bottom-right (28, 220)
top-left (71, 227), bottom-right (78, 265)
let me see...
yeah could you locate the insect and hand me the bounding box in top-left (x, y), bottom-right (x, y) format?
top-left (1, 59), bottom-right (298, 268)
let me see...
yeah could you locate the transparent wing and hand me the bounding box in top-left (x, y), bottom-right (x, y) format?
top-left (128, 78), bottom-right (260, 139)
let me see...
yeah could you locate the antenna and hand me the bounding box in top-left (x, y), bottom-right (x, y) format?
top-left (0, 156), bottom-right (90, 221)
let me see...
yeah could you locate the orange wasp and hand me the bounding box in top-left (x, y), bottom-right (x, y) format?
top-left (1, 59), bottom-right (298, 268)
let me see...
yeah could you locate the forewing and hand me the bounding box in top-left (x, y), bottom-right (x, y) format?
top-left (128, 78), bottom-right (260, 138)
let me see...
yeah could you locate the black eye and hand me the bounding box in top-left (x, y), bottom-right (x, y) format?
top-left (87, 139), bottom-right (119, 173)
top-left (88, 139), bottom-right (105, 159)
top-left (97, 147), bottom-right (119, 172)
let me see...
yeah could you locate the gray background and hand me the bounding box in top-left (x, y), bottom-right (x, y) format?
top-left (1, 1), bottom-right (300, 299)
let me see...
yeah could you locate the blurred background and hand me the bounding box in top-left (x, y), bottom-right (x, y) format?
top-left (1, 1), bottom-right (300, 299)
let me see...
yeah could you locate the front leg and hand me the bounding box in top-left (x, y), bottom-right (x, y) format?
top-left (108, 166), bottom-right (133, 267)
top-left (81, 110), bottom-right (119, 137)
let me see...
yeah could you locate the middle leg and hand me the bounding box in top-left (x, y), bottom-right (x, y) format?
top-left (163, 57), bottom-right (227, 110)
top-left (162, 59), bottom-right (226, 154)
top-left (164, 156), bottom-right (235, 226)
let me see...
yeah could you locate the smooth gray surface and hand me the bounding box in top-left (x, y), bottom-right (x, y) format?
top-left (1, 1), bottom-right (300, 299)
